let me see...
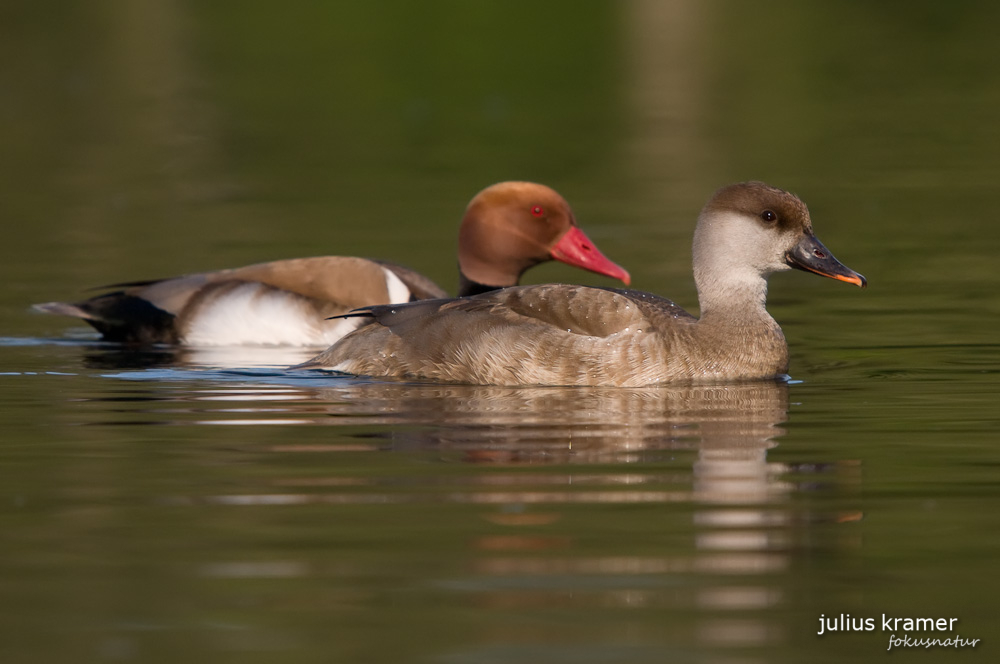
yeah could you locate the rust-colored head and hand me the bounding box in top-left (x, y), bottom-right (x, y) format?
top-left (457, 181), bottom-right (630, 290)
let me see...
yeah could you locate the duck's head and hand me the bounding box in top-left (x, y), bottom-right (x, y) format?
top-left (458, 181), bottom-right (631, 289)
top-left (693, 182), bottom-right (865, 312)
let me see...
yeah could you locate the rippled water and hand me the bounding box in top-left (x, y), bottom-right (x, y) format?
top-left (4, 2), bottom-right (1000, 663)
top-left (3, 337), bottom-right (998, 662)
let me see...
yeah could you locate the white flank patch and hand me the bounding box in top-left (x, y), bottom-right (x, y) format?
top-left (183, 271), bottom-right (412, 349)
top-left (382, 267), bottom-right (412, 304)
top-left (184, 283), bottom-right (342, 346)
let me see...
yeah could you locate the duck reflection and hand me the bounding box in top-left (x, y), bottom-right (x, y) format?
top-left (184, 378), bottom-right (790, 515)
top-left (179, 377), bottom-right (788, 488)
top-left (116, 372), bottom-right (853, 656)
top-left (271, 379), bottom-right (795, 652)
top-left (81, 343), bottom-right (322, 371)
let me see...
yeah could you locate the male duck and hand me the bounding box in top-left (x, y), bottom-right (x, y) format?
top-left (34, 182), bottom-right (629, 346)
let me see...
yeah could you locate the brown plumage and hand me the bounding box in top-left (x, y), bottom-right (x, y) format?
top-left (298, 182), bottom-right (866, 386)
top-left (33, 182), bottom-right (629, 346)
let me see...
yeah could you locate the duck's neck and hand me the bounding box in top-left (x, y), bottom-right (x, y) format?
top-left (458, 271), bottom-right (507, 297)
top-left (692, 215), bottom-right (776, 326)
top-left (695, 268), bottom-right (773, 325)
top-left (689, 269), bottom-right (788, 377)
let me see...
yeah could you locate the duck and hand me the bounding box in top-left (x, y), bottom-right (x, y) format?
top-left (33, 181), bottom-right (630, 346)
top-left (297, 181), bottom-right (866, 386)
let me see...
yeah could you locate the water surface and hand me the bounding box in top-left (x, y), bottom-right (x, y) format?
top-left (3, 2), bottom-right (999, 662)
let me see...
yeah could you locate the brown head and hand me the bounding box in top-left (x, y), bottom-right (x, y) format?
top-left (457, 181), bottom-right (630, 292)
top-left (692, 181), bottom-right (866, 315)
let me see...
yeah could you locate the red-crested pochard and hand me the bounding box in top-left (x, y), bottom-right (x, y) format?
top-left (33, 182), bottom-right (630, 346)
top-left (298, 182), bottom-right (866, 386)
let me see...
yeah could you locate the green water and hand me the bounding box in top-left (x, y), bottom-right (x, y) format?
top-left (3, 1), bottom-right (999, 662)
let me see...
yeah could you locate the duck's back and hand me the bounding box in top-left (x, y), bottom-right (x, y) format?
top-left (301, 284), bottom-right (703, 386)
top-left (35, 257), bottom-right (448, 346)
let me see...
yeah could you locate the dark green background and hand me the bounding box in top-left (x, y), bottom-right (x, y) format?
top-left (2, 2), bottom-right (999, 662)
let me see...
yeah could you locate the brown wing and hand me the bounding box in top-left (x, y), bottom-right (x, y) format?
top-left (298, 284), bottom-right (696, 385)
top-left (219, 256), bottom-right (437, 307)
top-left (350, 284), bottom-right (692, 337)
top-left (119, 256), bottom-right (441, 317)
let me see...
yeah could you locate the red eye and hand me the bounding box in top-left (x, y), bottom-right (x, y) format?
top-left (531, 206), bottom-right (545, 217)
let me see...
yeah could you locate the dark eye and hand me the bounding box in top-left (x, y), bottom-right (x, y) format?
top-left (760, 209), bottom-right (777, 223)
top-left (531, 206), bottom-right (545, 217)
